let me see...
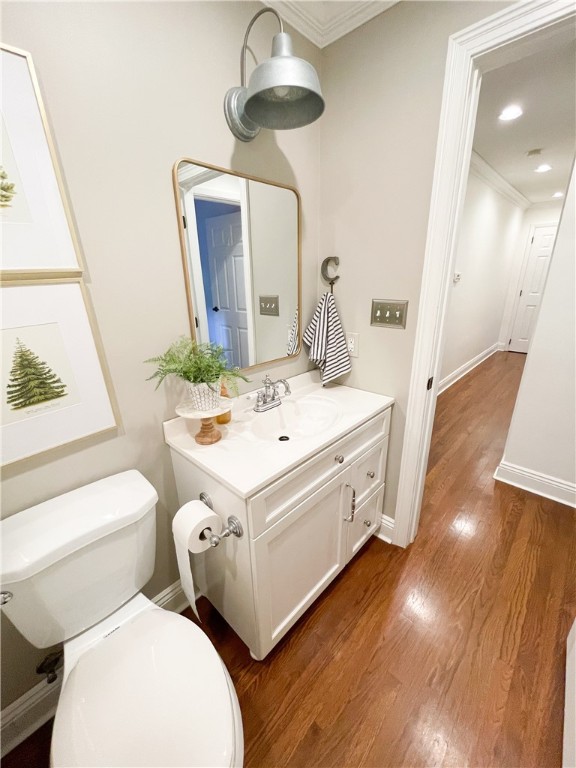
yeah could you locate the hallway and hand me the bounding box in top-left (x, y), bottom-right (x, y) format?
top-left (4, 353), bottom-right (575, 768)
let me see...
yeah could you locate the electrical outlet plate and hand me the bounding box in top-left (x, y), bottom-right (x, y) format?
top-left (346, 333), bottom-right (359, 357)
top-left (371, 300), bottom-right (408, 329)
top-left (259, 295), bottom-right (280, 316)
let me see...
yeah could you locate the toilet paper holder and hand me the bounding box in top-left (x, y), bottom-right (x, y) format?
top-left (200, 516), bottom-right (243, 548)
top-left (198, 492), bottom-right (243, 548)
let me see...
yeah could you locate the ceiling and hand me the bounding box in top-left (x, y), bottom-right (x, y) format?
top-left (474, 39), bottom-right (576, 204)
top-left (263, 1), bottom-right (574, 206)
top-left (263, 1), bottom-right (398, 48)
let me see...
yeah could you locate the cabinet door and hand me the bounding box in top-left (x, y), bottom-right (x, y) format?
top-left (251, 470), bottom-right (350, 658)
top-left (344, 485), bottom-right (385, 562)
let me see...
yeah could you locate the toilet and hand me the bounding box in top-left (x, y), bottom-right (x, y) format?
top-left (0, 470), bottom-right (243, 767)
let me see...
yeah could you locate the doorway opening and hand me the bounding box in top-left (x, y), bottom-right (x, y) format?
top-left (394, 0), bottom-right (576, 548)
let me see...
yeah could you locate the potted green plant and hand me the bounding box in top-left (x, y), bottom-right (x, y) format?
top-left (146, 337), bottom-right (249, 411)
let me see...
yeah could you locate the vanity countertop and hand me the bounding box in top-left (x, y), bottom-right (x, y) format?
top-left (163, 372), bottom-right (394, 499)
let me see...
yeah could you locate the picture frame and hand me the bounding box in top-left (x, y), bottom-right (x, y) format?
top-left (1, 280), bottom-right (118, 465)
top-left (0, 44), bottom-right (83, 278)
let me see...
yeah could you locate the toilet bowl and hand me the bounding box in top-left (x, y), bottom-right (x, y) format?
top-left (0, 470), bottom-right (243, 767)
top-left (53, 597), bottom-right (242, 767)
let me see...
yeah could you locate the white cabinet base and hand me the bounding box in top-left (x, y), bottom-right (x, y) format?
top-left (166, 382), bottom-right (393, 660)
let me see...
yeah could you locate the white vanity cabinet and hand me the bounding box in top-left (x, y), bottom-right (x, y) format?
top-left (164, 375), bottom-right (393, 660)
top-left (250, 436), bottom-right (388, 657)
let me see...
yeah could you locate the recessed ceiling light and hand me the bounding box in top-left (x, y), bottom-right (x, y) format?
top-left (552, 191), bottom-right (564, 198)
top-left (535, 164), bottom-right (552, 173)
top-left (499, 104), bottom-right (523, 121)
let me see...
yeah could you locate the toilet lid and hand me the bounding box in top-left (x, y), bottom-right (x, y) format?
top-left (52, 609), bottom-right (240, 767)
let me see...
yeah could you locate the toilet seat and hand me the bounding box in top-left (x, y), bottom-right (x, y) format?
top-left (51, 607), bottom-right (242, 767)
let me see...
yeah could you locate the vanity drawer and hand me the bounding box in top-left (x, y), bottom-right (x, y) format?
top-left (381, 404), bottom-right (392, 438)
top-left (351, 436), bottom-right (389, 507)
top-left (248, 408), bottom-right (390, 538)
top-left (345, 485), bottom-right (385, 561)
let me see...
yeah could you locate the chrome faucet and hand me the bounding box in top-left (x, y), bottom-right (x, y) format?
top-left (254, 375), bottom-right (291, 412)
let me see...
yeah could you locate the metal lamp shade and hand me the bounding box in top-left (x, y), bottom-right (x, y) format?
top-left (244, 32), bottom-right (324, 130)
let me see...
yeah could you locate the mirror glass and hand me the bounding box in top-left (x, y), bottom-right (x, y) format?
top-left (173, 159), bottom-right (301, 370)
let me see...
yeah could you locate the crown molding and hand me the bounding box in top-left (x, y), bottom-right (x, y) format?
top-left (470, 151), bottom-right (531, 210)
top-left (263, 2), bottom-right (399, 48)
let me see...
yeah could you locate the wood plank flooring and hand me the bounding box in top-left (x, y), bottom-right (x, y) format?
top-left (4, 351), bottom-right (575, 767)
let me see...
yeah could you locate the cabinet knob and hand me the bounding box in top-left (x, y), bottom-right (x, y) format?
top-left (367, 470), bottom-right (375, 478)
top-left (364, 519), bottom-right (372, 528)
top-left (335, 454), bottom-right (345, 464)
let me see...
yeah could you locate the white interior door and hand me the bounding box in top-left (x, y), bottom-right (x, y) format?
top-left (181, 190), bottom-right (210, 343)
top-left (205, 211), bottom-right (249, 368)
top-left (239, 180), bottom-right (256, 366)
top-left (509, 224), bottom-right (557, 353)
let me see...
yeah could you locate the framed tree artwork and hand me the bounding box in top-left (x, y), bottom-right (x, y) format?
top-left (1, 44), bottom-right (83, 277)
top-left (1, 280), bottom-right (118, 465)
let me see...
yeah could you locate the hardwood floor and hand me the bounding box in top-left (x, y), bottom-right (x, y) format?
top-left (4, 352), bottom-right (575, 767)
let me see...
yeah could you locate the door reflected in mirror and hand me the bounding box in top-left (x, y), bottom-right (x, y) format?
top-left (173, 159), bottom-right (301, 371)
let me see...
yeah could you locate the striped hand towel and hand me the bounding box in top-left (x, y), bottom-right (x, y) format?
top-left (303, 292), bottom-right (352, 384)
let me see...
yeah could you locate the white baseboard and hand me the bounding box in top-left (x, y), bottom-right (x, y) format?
top-left (438, 343), bottom-right (504, 395)
top-left (150, 578), bottom-right (188, 614)
top-left (376, 514), bottom-right (395, 544)
top-left (0, 579), bottom-right (187, 758)
top-left (494, 461), bottom-right (576, 508)
top-left (0, 675), bottom-right (61, 759)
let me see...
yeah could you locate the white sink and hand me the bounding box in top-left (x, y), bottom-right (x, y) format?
top-left (164, 371), bottom-right (395, 498)
top-left (248, 395), bottom-right (340, 441)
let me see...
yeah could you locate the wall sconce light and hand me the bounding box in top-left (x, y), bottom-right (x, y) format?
top-left (224, 7), bottom-right (324, 142)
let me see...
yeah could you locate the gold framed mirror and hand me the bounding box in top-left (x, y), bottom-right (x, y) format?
top-left (172, 159), bottom-right (301, 371)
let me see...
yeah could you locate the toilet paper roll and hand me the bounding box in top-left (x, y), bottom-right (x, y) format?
top-left (172, 501), bottom-right (221, 621)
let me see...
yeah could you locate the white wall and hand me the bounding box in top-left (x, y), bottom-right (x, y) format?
top-left (248, 180), bottom-right (299, 363)
top-left (319, 0), bottom-right (509, 521)
top-left (1, 0), bottom-right (322, 708)
top-left (495, 165), bottom-right (575, 505)
top-left (440, 167), bottom-right (524, 383)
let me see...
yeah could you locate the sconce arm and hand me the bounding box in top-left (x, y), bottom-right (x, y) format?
top-left (240, 7), bottom-right (283, 87)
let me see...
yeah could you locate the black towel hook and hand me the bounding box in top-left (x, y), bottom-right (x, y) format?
top-left (321, 256), bottom-right (340, 293)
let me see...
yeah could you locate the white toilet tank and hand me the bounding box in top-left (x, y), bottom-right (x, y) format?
top-left (0, 470), bottom-right (158, 648)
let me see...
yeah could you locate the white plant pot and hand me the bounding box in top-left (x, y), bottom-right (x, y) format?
top-left (185, 379), bottom-right (221, 411)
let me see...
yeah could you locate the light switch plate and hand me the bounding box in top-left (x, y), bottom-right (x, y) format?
top-left (371, 300), bottom-right (408, 329)
top-left (259, 295), bottom-right (280, 316)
